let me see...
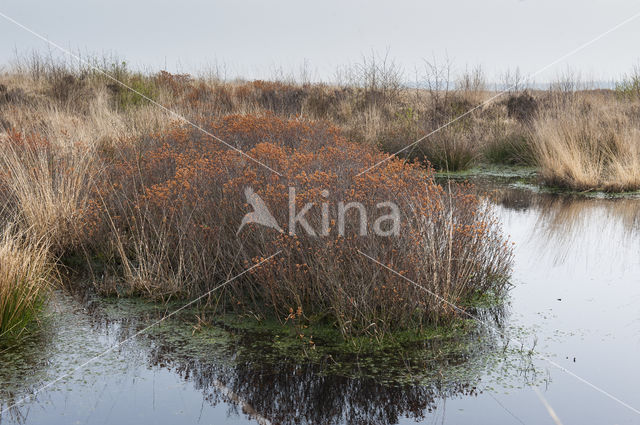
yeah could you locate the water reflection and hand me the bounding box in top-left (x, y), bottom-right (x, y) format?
top-left (148, 331), bottom-right (484, 425)
top-left (487, 184), bottom-right (640, 267)
top-left (0, 289), bottom-right (536, 425)
top-left (0, 332), bottom-right (51, 425)
top-left (175, 361), bottom-right (474, 425)
top-left (9, 177), bottom-right (638, 425)
top-left (113, 297), bottom-right (514, 425)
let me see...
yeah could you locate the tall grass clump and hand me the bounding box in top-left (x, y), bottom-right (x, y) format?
top-left (531, 106), bottom-right (640, 191)
top-left (0, 226), bottom-right (53, 343)
top-left (0, 130), bottom-right (96, 251)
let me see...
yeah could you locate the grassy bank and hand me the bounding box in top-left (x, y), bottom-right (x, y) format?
top-left (531, 103), bottom-right (640, 191)
top-left (4, 54), bottom-right (640, 190)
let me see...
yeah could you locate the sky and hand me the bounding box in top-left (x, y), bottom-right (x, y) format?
top-left (1, 0), bottom-right (639, 84)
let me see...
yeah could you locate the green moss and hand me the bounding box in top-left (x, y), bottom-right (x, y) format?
top-left (460, 289), bottom-right (508, 309)
top-left (188, 309), bottom-right (514, 385)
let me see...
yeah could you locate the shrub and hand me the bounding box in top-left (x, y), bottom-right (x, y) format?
top-left (230, 81), bottom-right (307, 116)
top-left (0, 84), bottom-right (28, 106)
top-left (303, 85), bottom-right (349, 118)
top-left (48, 73), bottom-right (86, 104)
top-left (506, 91), bottom-right (538, 123)
top-left (89, 114), bottom-right (513, 337)
top-left (615, 65), bottom-right (640, 100)
top-left (107, 74), bottom-right (158, 110)
top-left (415, 121), bottom-right (482, 172)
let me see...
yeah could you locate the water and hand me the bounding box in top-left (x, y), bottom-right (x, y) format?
top-left (1, 178), bottom-right (640, 425)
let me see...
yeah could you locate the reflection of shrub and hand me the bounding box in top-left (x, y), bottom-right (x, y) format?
top-left (91, 114), bottom-right (513, 338)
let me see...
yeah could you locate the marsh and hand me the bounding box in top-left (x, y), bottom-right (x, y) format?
top-left (2, 174), bottom-right (639, 424)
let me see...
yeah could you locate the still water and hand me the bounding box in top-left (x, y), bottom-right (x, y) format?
top-left (1, 179), bottom-right (640, 425)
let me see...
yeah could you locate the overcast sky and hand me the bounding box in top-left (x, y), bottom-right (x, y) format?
top-left (1, 0), bottom-right (639, 83)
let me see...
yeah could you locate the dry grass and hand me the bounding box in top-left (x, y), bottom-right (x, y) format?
top-left (1, 54), bottom-right (524, 172)
top-left (0, 224), bottom-right (53, 343)
top-left (0, 132), bottom-right (96, 251)
top-left (4, 55), bottom-right (640, 193)
top-left (531, 103), bottom-right (640, 191)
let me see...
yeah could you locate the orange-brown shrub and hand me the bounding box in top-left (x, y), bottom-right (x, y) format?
top-left (89, 114), bottom-right (513, 337)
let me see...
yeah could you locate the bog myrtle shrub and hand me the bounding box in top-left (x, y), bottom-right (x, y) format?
top-left (87, 114), bottom-right (513, 337)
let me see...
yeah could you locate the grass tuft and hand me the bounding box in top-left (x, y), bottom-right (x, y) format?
top-left (0, 225), bottom-right (53, 344)
top-left (531, 106), bottom-right (640, 191)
